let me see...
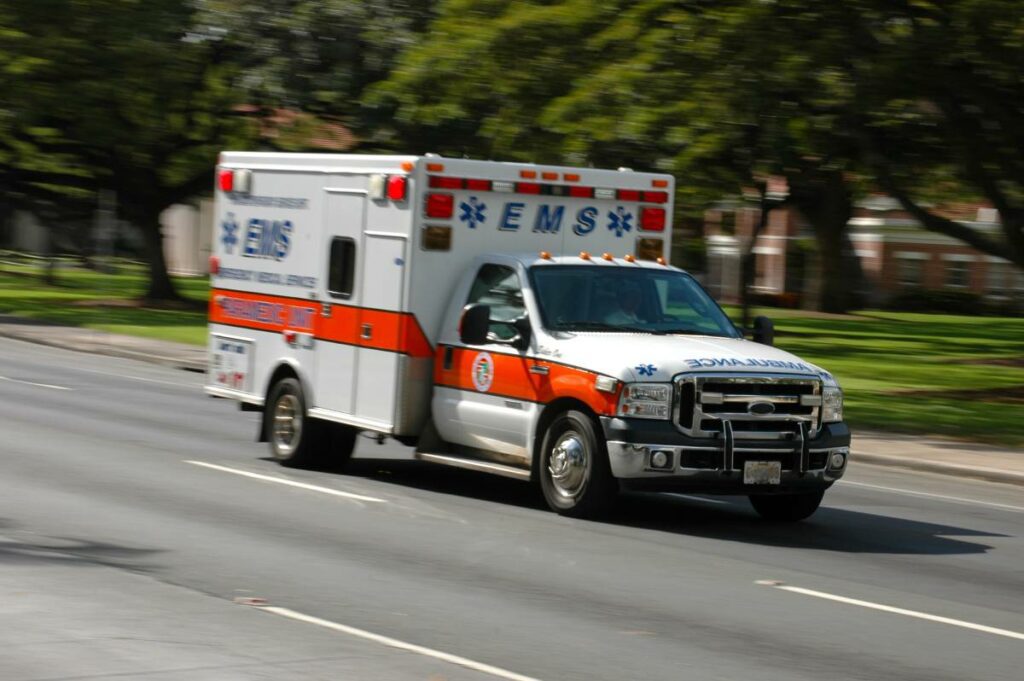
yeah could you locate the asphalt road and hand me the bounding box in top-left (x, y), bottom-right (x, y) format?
top-left (1, 338), bottom-right (1022, 681)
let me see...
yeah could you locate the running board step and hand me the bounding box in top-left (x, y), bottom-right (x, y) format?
top-left (415, 452), bottom-right (531, 481)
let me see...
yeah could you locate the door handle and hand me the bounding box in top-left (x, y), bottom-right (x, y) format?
top-left (529, 364), bottom-right (549, 375)
top-left (361, 323), bottom-right (373, 340)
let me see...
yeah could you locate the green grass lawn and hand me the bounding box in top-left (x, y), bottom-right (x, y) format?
top-left (735, 307), bottom-right (1024, 446)
top-left (0, 260), bottom-right (209, 345)
top-left (1, 260), bottom-right (1021, 445)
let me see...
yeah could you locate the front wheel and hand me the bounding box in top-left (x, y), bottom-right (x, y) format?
top-left (748, 490), bottom-right (825, 521)
top-left (538, 410), bottom-right (617, 518)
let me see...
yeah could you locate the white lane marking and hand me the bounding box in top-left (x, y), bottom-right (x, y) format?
top-left (840, 480), bottom-right (1024, 513)
top-left (0, 375), bottom-right (72, 391)
top-left (185, 461), bottom-right (387, 504)
top-left (767, 583), bottom-right (1024, 642)
top-left (258, 605), bottom-right (542, 681)
top-left (666, 493), bottom-right (729, 505)
top-left (69, 365), bottom-right (197, 389)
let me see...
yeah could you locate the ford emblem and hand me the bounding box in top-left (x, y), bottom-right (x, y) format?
top-left (748, 401), bottom-right (775, 415)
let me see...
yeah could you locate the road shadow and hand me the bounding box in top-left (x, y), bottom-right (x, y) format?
top-left (334, 459), bottom-right (1006, 557)
top-left (0, 524), bottom-right (163, 572)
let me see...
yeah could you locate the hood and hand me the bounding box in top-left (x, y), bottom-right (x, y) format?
top-left (540, 333), bottom-right (834, 384)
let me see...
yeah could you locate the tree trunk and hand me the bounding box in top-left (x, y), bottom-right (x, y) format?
top-left (138, 212), bottom-right (181, 302)
top-left (740, 182), bottom-right (774, 329)
top-left (788, 170), bottom-right (861, 314)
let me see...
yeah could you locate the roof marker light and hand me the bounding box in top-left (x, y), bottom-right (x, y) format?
top-left (602, 252), bottom-right (614, 261)
top-left (401, 161), bottom-right (414, 172)
top-left (657, 256), bottom-right (667, 265)
top-left (580, 251), bottom-right (591, 260)
top-left (539, 251), bottom-right (552, 260)
top-left (520, 170), bottom-right (537, 179)
top-left (541, 171), bottom-right (558, 181)
top-left (624, 254), bottom-right (636, 263)
top-left (426, 162), bottom-right (445, 172)
top-left (564, 173), bottom-right (580, 182)
top-left (652, 179), bottom-right (669, 188)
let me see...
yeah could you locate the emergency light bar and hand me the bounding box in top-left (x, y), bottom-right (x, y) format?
top-left (423, 175), bottom-right (669, 203)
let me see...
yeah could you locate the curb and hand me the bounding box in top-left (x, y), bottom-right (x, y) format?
top-left (0, 327), bottom-right (206, 373)
top-left (853, 451), bottom-right (1024, 487)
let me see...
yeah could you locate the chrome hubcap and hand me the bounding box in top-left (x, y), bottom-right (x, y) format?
top-left (548, 431), bottom-right (588, 498)
top-left (272, 394), bottom-right (302, 457)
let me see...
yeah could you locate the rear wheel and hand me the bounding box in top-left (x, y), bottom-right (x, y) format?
top-left (748, 490), bottom-right (825, 521)
top-left (267, 378), bottom-right (357, 469)
top-left (539, 410), bottom-right (617, 518)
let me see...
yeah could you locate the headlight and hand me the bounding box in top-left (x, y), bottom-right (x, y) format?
top-left (822, 386), bottom-right (843, 423)
top-left (619, 383), bottom-right (672, 420)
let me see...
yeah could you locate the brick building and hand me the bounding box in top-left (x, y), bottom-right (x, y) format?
top-left (703, 193), bottom-right (1023, 309)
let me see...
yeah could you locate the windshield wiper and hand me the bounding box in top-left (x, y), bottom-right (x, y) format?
top-left (555, 322), bottom-right (663, 334)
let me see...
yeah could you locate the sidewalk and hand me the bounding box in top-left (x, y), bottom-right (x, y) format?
top-left (1, 315), bottom-right (1021, 485)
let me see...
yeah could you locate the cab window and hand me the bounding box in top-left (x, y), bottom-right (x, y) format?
top-left (466, 264), bottom-right (525, 341)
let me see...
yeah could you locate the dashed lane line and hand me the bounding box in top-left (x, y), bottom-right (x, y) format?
top-left (839, 480), bottom-right (1024, 513)
top-left (185, 460), bottom-right (387, 504)
top-left (255, 605), bottom-right (542, 681)
top-left (762, 582), bottom-right (1024, 642)
top-left (0, 375), bottom-right (72, 391)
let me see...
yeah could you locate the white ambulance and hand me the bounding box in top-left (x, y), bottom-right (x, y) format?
top-left (206, 153), bottom-right (850, 520)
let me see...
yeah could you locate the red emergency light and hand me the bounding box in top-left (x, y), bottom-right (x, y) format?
top-left (218, 170), bottom-right (234, 192)
top-left (617, 189), bottom-right (641, 202)
top-left (639, 207), bottom-right (666, 232)
top-left (425, 193), bottom-right (454, 218)
top-left (516, 182), bottom-right (542, 194)
top-left (642, 191), bottom-right (668, 204)
top-left (387, 175), bottom-right (408, 201)
top-left (429, 176), bottom-right (463, 189)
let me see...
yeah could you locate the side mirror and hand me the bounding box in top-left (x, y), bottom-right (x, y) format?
top-left (752, 315), bottom-right (775, 346)
top-left (459, 304), bottom-right (490, 345)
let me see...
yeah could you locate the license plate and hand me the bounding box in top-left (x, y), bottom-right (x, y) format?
top-left (744, 460), bottom-right (782, 485)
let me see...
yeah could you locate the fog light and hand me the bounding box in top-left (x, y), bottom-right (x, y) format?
top-left (830, 452), bottom-right (846, 469)
top-left (650, 450), bottom-right (672, 470)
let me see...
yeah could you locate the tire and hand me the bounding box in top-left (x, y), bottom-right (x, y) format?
top-left (266, 377), bottom-right (327, 468)
top-left (538, 410), bottom-right (617, 518)
top-left (748, 490), bottom-right (825, 522)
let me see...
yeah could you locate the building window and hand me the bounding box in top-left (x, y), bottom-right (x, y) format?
top-left (944, 260), bottom-right (971, 289)
top-left (986, 262), bottom-right (1007, 296)
top-left (897, 257), bottom-right (924, 288)
top-left (719, 211), bottom-right (736, 236)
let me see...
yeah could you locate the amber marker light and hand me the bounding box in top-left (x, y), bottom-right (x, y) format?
top-left (657, 256), bottom-right (667, 265)
top-left (520, 170), bottom-right (537, 179)
top-left (426, 162), bottom-right (445, 172)
top-left (624, 254), bottom-right (636, 263)
top-left (539, 251), bottom-right (552, 260)
top-left (579, 251), bottom-right (591, 260)
top-left (652, 179), bottom-right (669, 188)
top-left (401, 161), bottom-right (414, 172)
top-left (602, 252), bottom-right (614, 261)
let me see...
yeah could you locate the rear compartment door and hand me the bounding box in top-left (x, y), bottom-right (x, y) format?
top-left (354, 233), bottom-right (408, 426)
top-left (313, 188), bottom-right (364, 415)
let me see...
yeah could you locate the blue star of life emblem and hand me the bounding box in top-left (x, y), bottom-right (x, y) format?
top-left (608, 207), bottom-right (633, 237)
top-left (459, 197), bottom-right (487, 229)
top-left (635, 363), bottom-right (656, 376)
top-left (221, 213), bottom-right (239, 253)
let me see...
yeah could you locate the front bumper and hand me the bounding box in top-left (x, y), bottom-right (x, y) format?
top-left (600, 417), bottom-right (851, 494)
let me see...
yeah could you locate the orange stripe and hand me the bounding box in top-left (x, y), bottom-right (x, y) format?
top-left (434, 345), bottom-right (621, 415)
top-left (209, 289), bottom-right (432, 358)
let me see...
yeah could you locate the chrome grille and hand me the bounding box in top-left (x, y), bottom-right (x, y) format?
top-left (674, 373), bottom-right (822, 440)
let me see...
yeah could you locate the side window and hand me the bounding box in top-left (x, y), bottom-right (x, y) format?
top-left (328, 237), bottom-right (356, 298)
top-left (466, 264), bottom-right (525, 341)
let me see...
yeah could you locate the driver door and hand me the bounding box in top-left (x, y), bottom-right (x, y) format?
top-left (433, 263), bottom-right (535, 459)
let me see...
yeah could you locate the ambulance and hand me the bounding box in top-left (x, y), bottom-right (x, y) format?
top-left (205, 153), bottom-right (850, 520)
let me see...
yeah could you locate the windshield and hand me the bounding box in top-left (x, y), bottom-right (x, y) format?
top-left (529, 265), bottom-right (740, 338)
